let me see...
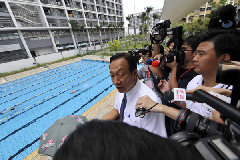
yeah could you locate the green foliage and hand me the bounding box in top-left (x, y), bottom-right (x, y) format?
top-left (206, 0), bottom-right (227, 19)
top-left (108, 40), bottom-right (121, 51)
top-left (173, 17), bottom-right (209, 37)
top-left (139, 24), bottom-right (148, 35)
top-left (69, 20), bottom-right (80, 32)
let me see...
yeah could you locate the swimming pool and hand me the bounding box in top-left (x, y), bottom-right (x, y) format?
top-left (0, 59), bottom-right (143, 160)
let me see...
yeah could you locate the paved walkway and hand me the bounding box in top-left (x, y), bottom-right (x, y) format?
top-left (0, 55), bottom-right (117, 160)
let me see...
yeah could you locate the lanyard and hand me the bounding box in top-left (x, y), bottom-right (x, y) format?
top-left (177, 66), bottom-right (195, 82)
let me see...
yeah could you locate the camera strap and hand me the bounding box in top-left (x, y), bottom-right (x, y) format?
top-left (148, 67), bottom-right (161, 93)
top-left (177, 66), bottom-right (195, 82)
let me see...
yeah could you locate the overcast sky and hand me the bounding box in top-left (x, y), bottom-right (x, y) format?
top-left (122, 0), bottom-right (165, 27)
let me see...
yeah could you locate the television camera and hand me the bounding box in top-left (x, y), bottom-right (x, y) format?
top-left (150, 20), bottom-right (185, 66)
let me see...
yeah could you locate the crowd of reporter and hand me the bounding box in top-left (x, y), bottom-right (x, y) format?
top-left (53, 4), bottom-right (240, 160)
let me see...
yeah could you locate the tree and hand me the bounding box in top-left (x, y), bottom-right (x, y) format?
top-left (112, 23), bottom-right (116, 39)
top-left (108, 39), bottom-right (120, 51)
top-left (126, 15), bottom-right (133, 36)
top-left (137, 12), bottom-right (148, 42)
top-left (96, 25), bottom-right (101, 48)
top-left (89, 22), bottom-right (96, 51)
top-left (173, 17), bottom-right (209, 36)
top-left (69, 20), bottom-right (81, 54)
top-left (145, 6), bottom-right (154, 35)
top-left (101, 20), bottom-right (108, 44)
top-left (206, 0), bottom-right (227, 19)
top-left (79, 24), bottom-right (88, 51)
top-left (117, 22), bottom-right (124, 40)
top-left (153, 13), bottom-right (159, 25)
top-left (139, 24), bottom-right (148, 35)
top-left (108, 23), bottom-right (112, 41)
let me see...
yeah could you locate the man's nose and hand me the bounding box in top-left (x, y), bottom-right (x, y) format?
top-left (112, 76), bottom-right (120, 85)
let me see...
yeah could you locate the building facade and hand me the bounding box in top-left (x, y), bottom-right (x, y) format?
top-left (0, 0), bottom-right (124, 73)
top-left (128, 8), bottom-right (162, 35)
top-left (182, 0), bottom-right (239, 23)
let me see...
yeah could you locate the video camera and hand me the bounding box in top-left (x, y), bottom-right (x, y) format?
top-left (169, 89), bottom-right (240, 159)
top-left (128, 45), bottom-right (153, 58)
top-left (150, 20), bottom-right (185, 66)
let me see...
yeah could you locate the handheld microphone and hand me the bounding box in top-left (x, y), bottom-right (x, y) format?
top-left (152, 60), bottom-right (161, 67)
top-left (164, 89), bottom-right (202, 103)
top-left (146, 58), bottom-right (155, 65)
top-left (193, 89), bottom-right (240, 125)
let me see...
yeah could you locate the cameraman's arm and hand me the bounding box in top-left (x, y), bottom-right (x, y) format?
top-left (153, 44), bottom-right (160, 58)
top-left (166, 56), bottom-right (178, 90)
top-left (148, 65), bottom-right (164, 79)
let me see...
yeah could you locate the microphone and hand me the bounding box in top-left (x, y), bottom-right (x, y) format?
top-left (193, 89), bottom-right (240, 125)
top-left (146, 58), bottom-right (155, 65)
top-left (164, 89), bottom-right (202, 103)
top-left (152, 60), bottom-right (161, 67)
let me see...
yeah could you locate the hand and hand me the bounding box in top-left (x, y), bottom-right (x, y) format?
top-left (209, 110), bottom-right (224, 125)
top-left (139, 53), bottom-right (149, 64)
top-left (136, 95), bottom-right (161, 113)
top-left (186, 86), bottom-right (206, 94)
top-left (166, 56), bottom-right (177, 69)
top-left (158, 79), bottom-right (170, 94)
top-left (154, 54), bottom-right (162, 61)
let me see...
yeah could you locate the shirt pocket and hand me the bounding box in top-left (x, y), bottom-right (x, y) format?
top-left (124, 115), bottom-right (142, 128)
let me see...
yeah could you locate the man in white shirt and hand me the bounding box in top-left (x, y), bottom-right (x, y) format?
top-left (102, 53), bottom-right (167, 137)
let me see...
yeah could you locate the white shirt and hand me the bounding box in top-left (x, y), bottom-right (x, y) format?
top-left (186, 75), bottom-right (232, 117)
top-left (114, 80), bottom-right (167, 138)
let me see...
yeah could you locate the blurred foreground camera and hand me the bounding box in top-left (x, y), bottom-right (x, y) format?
top-left (170, 108), bottom-right (240, 160)
top-left (216, 63), bottom-right (240, 86)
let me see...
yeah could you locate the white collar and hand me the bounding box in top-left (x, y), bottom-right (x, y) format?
top-left (125, 79), bottom-right (140, 102)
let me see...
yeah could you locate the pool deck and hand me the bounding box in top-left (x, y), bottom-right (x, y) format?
top-left (1, 55), bottom-right (117, 160)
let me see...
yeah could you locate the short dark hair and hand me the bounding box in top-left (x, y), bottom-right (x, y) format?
top-left (184, 35), bottom-right (201, 52)
top-left (53, 120), bottom-right (203, 160)
top-left (110, 53), bottom-right (138, 73)
top-left (200, 29), bottom-right (240, 60)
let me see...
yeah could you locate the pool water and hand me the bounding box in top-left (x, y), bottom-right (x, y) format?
top-left (0, 59), bottom-right (143, 160)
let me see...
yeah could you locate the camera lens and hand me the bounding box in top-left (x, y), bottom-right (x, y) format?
top-left (176, 108), bottom-right (228, 138)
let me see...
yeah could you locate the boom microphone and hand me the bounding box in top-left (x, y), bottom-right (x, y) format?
top-left (193, 89), bottom-right (240, 125)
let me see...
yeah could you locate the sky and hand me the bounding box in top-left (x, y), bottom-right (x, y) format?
top-left (122, 0), bottom-right (165, 27)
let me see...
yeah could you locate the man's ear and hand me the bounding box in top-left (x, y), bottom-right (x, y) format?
top-left (222, 53), bottom-right (230, 62)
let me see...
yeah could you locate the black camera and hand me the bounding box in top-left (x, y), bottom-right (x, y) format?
top-left (135, 107), bottom-right (146, 118)
top-left (128, 45), bottom-right (153, 58)
top-left (150, 20), bottom-right (185, 66)
top-left (162, 49), bottom-right (185, 65)
top-left (150, 20), bottom-right (171, 44)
